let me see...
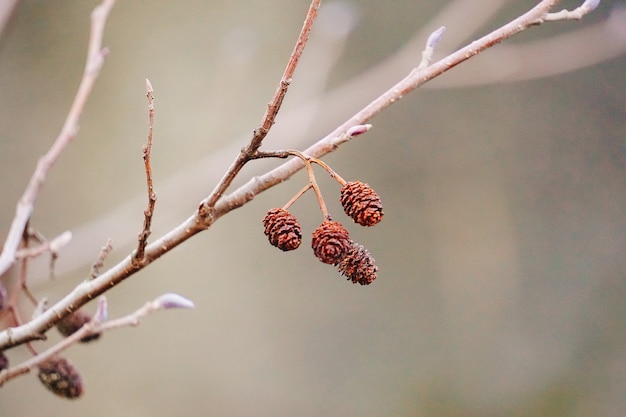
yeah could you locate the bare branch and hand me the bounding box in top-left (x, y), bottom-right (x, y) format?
top-left (210, 0), bottom-right (570, 219)
top-left (14, 231), bottom-right (72, 261)
top-left (545, 0), bottom-right (601, 21)
top-left (0, 0), bottom-right (600, 353)
top-left (133, 79), bottom-right (157, 265)
top-left (90, 238), bottom-right (113, 279)
top-left (198, 0), bottom-right (321, 215)
top-left (0, 293), bottom-right (193, 386)
top-left (31, 2), bottom-right (624, 284)
top-left (0, 0), bottom-right (116, 279)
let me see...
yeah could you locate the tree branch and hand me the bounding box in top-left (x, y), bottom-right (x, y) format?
top-left (0, 293), bottom-right (194, 386)
top-left (0, 0), bottom-right (599, 355)
top-left (0, 0), bottom-right (115, 279)
top-left (133, 79), bottom-right (157, 265)
top-left (198, 0), bottom-right (321, 217)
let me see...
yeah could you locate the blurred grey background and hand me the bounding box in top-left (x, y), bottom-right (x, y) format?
top-left (1, 0), bottom-right (625, 416)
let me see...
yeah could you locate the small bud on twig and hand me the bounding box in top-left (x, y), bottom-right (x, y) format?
top-left (152, 293), bottom-right (195, 310)
top-left (426, 26), bottom-right (446, 49)
top-left (418, 26), bottom-right (447, 70)
top-left (346, 124), bottom-right (372, 137)
top-left (94, 296), bottom-right (108, 323)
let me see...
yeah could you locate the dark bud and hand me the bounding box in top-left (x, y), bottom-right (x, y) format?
top-left (56, 309), bottom-right (100, 343)
top-left (37, 356), bottom-right (84, 399)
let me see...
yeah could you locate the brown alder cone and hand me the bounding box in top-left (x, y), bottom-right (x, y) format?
top-left (56, 309), bottom-right (101, 343)
top-left (311, 220), bottom-right (351, 265)
top-left (337, 242), bottom-right (378, 285)
top-left (37, 356), bottom-right (84, 399)
top-left (263, 208), bottom-right (303, 251)
top-left (340, 181), bottom-right (384, 226)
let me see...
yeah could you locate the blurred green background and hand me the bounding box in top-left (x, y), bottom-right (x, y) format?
top-left (1, 0), bottom-right (625, 416)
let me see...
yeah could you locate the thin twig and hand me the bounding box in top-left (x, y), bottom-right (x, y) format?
top-left (0, 0), bottom-right (600, 353)
top-left (90, 238), bottom-right (113, 278)
top-left (210, 0), bottom-right (576, 219)
top-left (0, 0), bottom-right (116, 279)
top-left (0, 293), bottom-right (194, 386)
top-left (14, 231), bottom-right (72, 261)
top-left (133, 79), bottom-right (157, 265)
top-left (545, 0), bottom-right (600, 20)
top-left (27, 1), bottom-right (620, 281)
top-left (282, 183), bottom-right (313, 211)
top-left (254, 149), bottom-right (348, 186)
top-left (198, 0), bottom-right (321, 216)
top-left (304, 160), bottom-right (330, 220)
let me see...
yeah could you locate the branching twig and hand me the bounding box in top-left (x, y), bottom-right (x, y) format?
top-left (0, 0), bottom-right (115, 279)
top-left (0, 0), bottom-right (600, 354)
top-left (545, 0), bottom-right (600, 21)
top-left (133, 79), bottom-right (157, 265)
top-left (0, 293), bottom-right (194, 386)
top-left (28, 2), bottom-right (622, 283)
top-left (14, 231), bottom-right (72, 262)
top-left (198, 0), bottom-right (321, 217)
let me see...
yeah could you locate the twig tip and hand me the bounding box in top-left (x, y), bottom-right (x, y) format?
top-left (94, 296), bottom-right (108, 322)
top-left (49, 231), bottom-right (72, 253)
top-left (582, 0), bottom-right (601, 12)
top-left (427, 26), bottom-right (446, 49)
top-left (153, 293), bottom-right (195, 310)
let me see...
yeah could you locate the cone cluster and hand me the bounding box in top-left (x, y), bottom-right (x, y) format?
top-left (262, 162), bottom-right (384, 285)
top-left (37, 356), bottom-right (84, 399)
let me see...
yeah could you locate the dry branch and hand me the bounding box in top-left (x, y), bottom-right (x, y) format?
top-left (199, 0), bottom-right (321, 214)
top-left (0, 0), bottom-right (602, 386)
top-left (133, 79), bottom-right (157, 265)
top-left (0, 0), bottom-right (116, 278)
top-left (0, 294), bottom-right (193, 385)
